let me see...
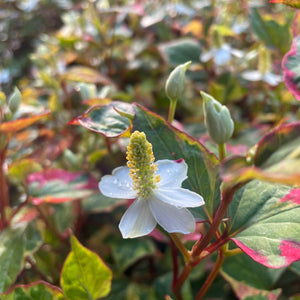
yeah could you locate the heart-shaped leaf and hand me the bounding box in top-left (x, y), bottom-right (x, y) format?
top-left (132, 104), bottom-right (220, 220)
top-left (61, 235), bottom-right (112, 300)
top-left (69, 101), bottom-right (133, 138)
top-left (228, 180), bottom-right (300, 268)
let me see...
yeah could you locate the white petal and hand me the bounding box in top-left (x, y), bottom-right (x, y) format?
top-left (154, 188), bottom-right (205, 208)
top-left (149, 197), bottom-right (196, 234)
top-left (119, 199), bottom-right (157, 238)
top-left (156, 159), bottom-right (188, 188)
top-left (99, 166), bottom-right (136, 199)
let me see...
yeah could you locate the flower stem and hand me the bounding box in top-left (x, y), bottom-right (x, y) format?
top-left (168, 99), bottom-right (177, 123)
top-left (218, 143), bottom-right (226, 161)
top-left (195, 249), bottom-right (225, 300)
top-left (169, 233), bottom-right (190, 263)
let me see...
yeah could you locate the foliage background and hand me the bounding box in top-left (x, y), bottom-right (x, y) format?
top-left (0, 0), bottom-right (300, 299)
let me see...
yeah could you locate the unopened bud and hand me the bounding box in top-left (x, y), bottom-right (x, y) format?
top-left (165, 61), bottom-right (191, 102)
top-left (8, 87), bottom-right (21, 113)
top-left (201, 91), bottom-right (234, 144)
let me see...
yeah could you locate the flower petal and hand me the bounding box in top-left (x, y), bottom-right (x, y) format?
top-left (119, 199), bottom-right (157, 238)
top-left (154, 188), bottom-right (204, 208)
top-left (99, 166), bottom-right (136, 199)
top-left (156, 159), bottom-right (188, 188)
top-left (149, 197), bottom-right (196, 234)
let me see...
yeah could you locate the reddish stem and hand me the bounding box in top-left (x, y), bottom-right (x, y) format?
top-left (173, 186), bottom-right (239, 297)
top-left (195, 249), bottom-right (225, 300)
top-left (0, 141), bottom-right (9, 229)
top-left (170, 239), bottom-right (181, 299)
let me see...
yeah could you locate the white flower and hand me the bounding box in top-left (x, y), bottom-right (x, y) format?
top-left (99, 159), bottom-right (205, 238)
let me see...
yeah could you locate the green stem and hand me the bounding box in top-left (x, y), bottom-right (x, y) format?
top-left (195, 249), bottom-right (225, 299)
top-left (168, 99), bottom-right (177, 123)
top-left (218, 143), bottom-right (226, 161)
top-left (169, 233), bottom-right (190, 263)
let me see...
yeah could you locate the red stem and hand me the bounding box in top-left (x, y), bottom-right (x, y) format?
top-left (170, 239), bottom-right (181, 300)
top-left (0, 141), bottom-right (9, 229)
top-left (195, 249), bottom-right (225, 300)
top-left (173, 187), bottom-right (239, 297)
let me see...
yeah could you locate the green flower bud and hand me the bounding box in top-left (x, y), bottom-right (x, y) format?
top-left (8, 87), bottom-right (21, 113)
top-left (201, 91), bottom-right (234, 144)
top-left (165, 61), bottom-right (191, 102)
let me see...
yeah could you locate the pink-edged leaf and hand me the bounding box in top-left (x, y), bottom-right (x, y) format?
top-left (221, 270), bottom-right (282, 300)
top-left (270, 0), bottom-right (300, 9)
top-left (0, 111), bottom-right (50, 133)
top-left (221, 122), bottom-right (300, 187)
top-left (228, 181), bottom-right (300, 268)
top-left (27, 169), bottom-right (98, 204)
top-left (0, 223), bottom-right (43, 293)
top-left (1, 281), bottom-right (64, 299)
top-left (68, 101), bottom-right (133, 138)
top-left (282, 35), bottom-right (300, 100)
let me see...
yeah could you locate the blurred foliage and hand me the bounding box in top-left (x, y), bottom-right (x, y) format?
top-left (0, 0), bottom-right (300, 299)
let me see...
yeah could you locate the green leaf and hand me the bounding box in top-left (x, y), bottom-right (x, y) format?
top-left (221, 266), bottom-right (282, 300)
top-left (132, 104), bottom-right (220, 220)
top-left (1, 281), bottom-right (64, 300)
top-left (68, 102), bottom-right (133, 138)
top-left (109, 237), bottom-right (155, 271)
top-left (158, 39), bottom-right (202, 66)
top-left (82, 194), bottom-right (124, 213)
top-left (60, 235), bottom-right (112, 300)
top-left (154, 273), bottom-right (192, 300)
top-left (228, 180), bottom-right (300, 268)
top-left (222, 252), bottom-right (284, 290)
top-left (0, 223), bottom-right (43, 293)
top-left (250, 8), bottom-right (291, 53)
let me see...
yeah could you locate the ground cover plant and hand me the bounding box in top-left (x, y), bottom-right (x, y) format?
top-left (0, 0), bottom-right (300, 299)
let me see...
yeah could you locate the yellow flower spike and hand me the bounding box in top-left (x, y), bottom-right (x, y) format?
top-left (126, 131), bottom-right (160, 198)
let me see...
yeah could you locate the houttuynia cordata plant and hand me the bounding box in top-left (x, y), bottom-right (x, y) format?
top-left (0, 0), bottom-right (299, 299)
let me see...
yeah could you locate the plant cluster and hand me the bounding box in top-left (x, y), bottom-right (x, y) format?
top-left (0, 0), bottom-right (300, 299)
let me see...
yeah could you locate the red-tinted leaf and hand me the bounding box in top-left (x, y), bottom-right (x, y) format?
top-left (270, 0), bottom-right (300, 9)
top-left (0, 111), bottom-right (50, 133)
top-left (222, 271), bottom-right (282, 300)
top-left (27, 169), bottom-right (98, 204)
top-left (229, 183), bottom-right (300, 268)
top-left (2, 281), bottom-right (64, 299)
top-left (282, 35), bottom-right (300, 100)
top-left (61, 66), bottom-right (114, 85)
top-left (221, 122), bottom-right (300, 187)
top-left (69, 102), bottom-right (133, 138)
